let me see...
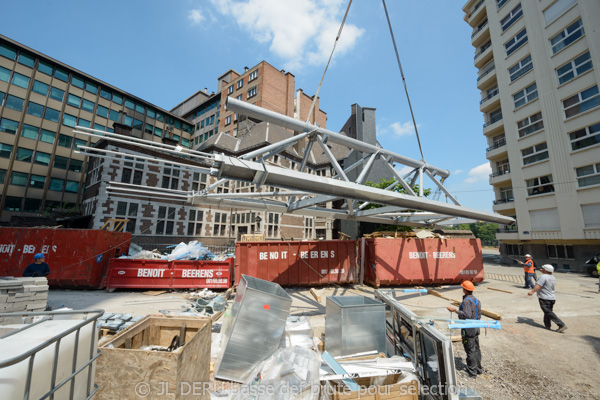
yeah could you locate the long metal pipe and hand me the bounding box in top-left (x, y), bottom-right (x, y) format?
top-left (226, 97), bottom-right (450, 178)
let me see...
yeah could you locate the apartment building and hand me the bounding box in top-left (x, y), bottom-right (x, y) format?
top-left (463, 0), bottom-right (600, 270)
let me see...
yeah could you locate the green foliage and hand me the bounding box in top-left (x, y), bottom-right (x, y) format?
top-left (456, 222), bottom-right (498, 244)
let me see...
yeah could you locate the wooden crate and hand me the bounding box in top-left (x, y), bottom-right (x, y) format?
top-left (96, 316), bottom-right (211, 400)
top-left (325, 375), bottom-right (419, 400)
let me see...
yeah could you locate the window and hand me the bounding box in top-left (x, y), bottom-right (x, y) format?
top-left (85, 81), bottom-right (97, 94)
top-left (213, 212), bottom-right (227, 236)
top-left (550, 19), bottom-right (584, 54)
top-left (154, 127), bottom-right (163, 137)
top-left (135, 103), bottom-right (145, 114)
top-left (16, 147), bottom-right (33, 162)
top-left (11, 72), bottom-right (30, 89)
top-left (501, 4), bottom-right (523, 32)
top-left (575, 163), bottom-right (600, 187)
top-left (37, 60), bottom-right (53, 75)
top-left (0, 143), bottom-right (14, 158)
top-left (517, 112), bottom-right (544, 138)
top-left (40, 129), bottom-right (55, 144)
top-left (161, 167), bottom-right (180, 190)
top-left (109, 109), bottom-right (120, 122)
top-left (29, 175), bottom-right (46, 189)
top-left (522, 142), bottom-right (548, 165)
top-left (65, 180), bottom-right (79, 193)
top-left (0, 43), bottom-right (17, 60)
top-left (0, 90), bottom-right (3, 107)
top-left (156, 111), bottom-right (164, 122)
top-left (32, 80), bottom-right (49, 96)
top-left (497, 0), bottom-right (508, 9)
top-left (10, 171), bottom-right (28, 186)
top-left (556, 52), bottom-right (593, 85)
top-left (44, 107), bottom-right (60, 122)
top-left (26, 101), bottom-right (44, 118)
top-left (0, 118), bottom-right (19, 134)
top-left (544, 0), bottom-right (577, 25)
top-left (546, 245), bottom-right (574, 259)
top-left (69, 159), bottom-right (83, 172)
top-left (81, 99), bottom-right (94, 113)
top-left (156, 206), bottom-right (177, 235)
top-left (6, 94), bottom-right (24, 111)
top-left (505, 28), bottom-right (527, 56)
top-left (34, 152), bottom-right (51, 166)
top-left (526, 174), bottom-right (554, 196)
top-left (563, 85), bottom-right (600, 118)
top-left (513, 83), bottom-right (538, 109)
top-left (236, 80), bottom-right (244, 90)
top-left (65, 93), bottom-right (80, 108)
top-left (124, 115), bottom-right (133, 127)
top-left (20, 124), bottom-right (38, 141)
top-left (147, 108), bottom-right (156, 119)
top-left (49, 86), bottom-right (64, 102)
top-left (54, 156), bottom-right (69, 169)
top-left (304, 217), bottom-right (314, 239)
top-left (144, 124), bottom-right (153, 135)
top-left (62, 114), bottom-right (77, 127)
top-left (0, 66), bottom-right (11, 82)
top-left (17, 52), bottom-right (35, 67)
top-left (58, 134), bottom-right (73, 148)
top-left (54, 67), bottom-right (68, 82)
top-left (121, 157), bottom-right (144, 185)
top-left (499, 187), bottom-right (514, 202)
top-left (100, 88), bottom-right (111, 100)
top-left (225, 115), bottom-right (231, 125)
top-left (49, 178), bottom-right (64, 191)
top-left (248, 86), bottom-right (257, 98)
top-left (95, 105), bottom-right (108, 119)
top-left (570, 122), bottom-right (600, 151)
top-left (267, 212), bottom-right (279, 238)
top-left (249, 70), bottom-right (258, 81)
top-left (133, 119), bottom-right (143, 130)
top-left (187, 209), bottom-right (204, 235)
top-left (509, 55), bottom-right (532, 82)
top-left (111, 93), bottom-right (123, 105)
top-left (3, 196), bottom-right (22, 211)
top-left (23, 198), bottom-right (42, 213)
top-left (236, 94), bottom-right (243, 101)
top-left (0, 169), bottom-right (5, 184)
top-left (71, 75), bottom-right (84, 89)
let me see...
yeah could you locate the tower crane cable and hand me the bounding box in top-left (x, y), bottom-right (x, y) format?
top-left (382, 0), bottom-right (425, 161)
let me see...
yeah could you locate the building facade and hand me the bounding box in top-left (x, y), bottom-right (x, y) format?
top-left (463, 0), bottom-right (600, 270)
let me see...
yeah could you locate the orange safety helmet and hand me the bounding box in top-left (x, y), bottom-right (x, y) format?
top-left (461, 280), bottom-right (475, 292)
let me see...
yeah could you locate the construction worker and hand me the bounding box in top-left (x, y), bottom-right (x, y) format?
top-left (597, 260), bottom-right (600, 293)
top-left (23, 253), bottom-right (50, 277)
top-left (447, 280), bottom-right (482, 378)
top-left (528, 264), bottom-right (567, 333)
top-left (519, 254), bottom-right (535, 289)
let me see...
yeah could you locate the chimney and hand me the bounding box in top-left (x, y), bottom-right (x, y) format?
top-left (204, 88), bottom-right (207, 93)
top-left (244, 66), bottom-right (249, 72)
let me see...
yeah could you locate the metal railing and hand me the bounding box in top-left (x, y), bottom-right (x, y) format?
top-left (471, 20), bottom-right (489, 38)
top-left (483, 113), bottom-right (503, 128)
top-left (497, 227), bottom-right (518, 233)
top-left (480, 89), bottom-right (499, 105)
top-left (486, 138), bottom-right (506, 152)
top-left (474, 41), bottom-right (492, 59)
top-left (477, 64), bottom-right (496, 81)
top-left (490, 168), bottom-right (510, 178)
top-left (469, 0), bottom-right (485, 18)
top-left (493, 198), bottom-right (514, 205)
top-left (0, 309), bottom-right (104, 400)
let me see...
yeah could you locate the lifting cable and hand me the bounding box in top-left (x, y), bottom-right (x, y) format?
top-left (305, 0), bottom-right (353, 125)
top-left (382, 0), bottom-right (425, 162)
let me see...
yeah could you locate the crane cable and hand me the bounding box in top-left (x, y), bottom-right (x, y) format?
top-left (382, 0), bottom-right (425, 162)
top-left (305, 0), bottom-right (353, 125)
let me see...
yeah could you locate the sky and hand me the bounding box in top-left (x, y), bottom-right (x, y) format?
top-left (1, 0), bottom-right (497, 214)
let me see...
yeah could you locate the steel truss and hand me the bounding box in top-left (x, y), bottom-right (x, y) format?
top-left (75, 98), bottom-right (514, 228)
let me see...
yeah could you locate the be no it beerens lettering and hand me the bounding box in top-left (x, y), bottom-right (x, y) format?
top-left (259, 250), bottom-right (336, 260)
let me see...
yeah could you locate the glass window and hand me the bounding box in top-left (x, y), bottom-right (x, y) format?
top-left (0, 66), bottom-right (11, 82)
top-left (4, 196), bottom-right (22, 211)
top-left (17, 52), bottom-right (35, 68)
top-left (144, 124), bottom-right (153, 134)
top-left (147, 108), bottom-right (156, 119)
top-left (78, 118), bottom-right (91, 128)
top-left (38, 60), bottom-right (53, 75)
top-left (526, 175), bottom-right (554, 196)
top-left (10, 171), bottom-right (28, 186)
top-left (58, 134), bottom-right (73, 148)
top-left (570, 122), bottom-right (600, 151)
top-left (6, 94), bottom-right (25, 111)
top-left (556, 52), bottom-right (593, 85)
top-left (11, 72), bottom-right (30, 89)
top-left (156, 111), bottom-right (164, 122)
top-left (133, 119), bottom-right (143, 130)
top-left (0, 118), bottom-right (19, 134)
top-left (69, 159), bottom-right (83, 172)
top-left (109, 109), bottom-right (120, 122)
top-left (74, 138), bottom-right (86, 149)
top-left (93, 123), bottom-right (105, 131)
top-left (513, 83), bottom-right (538, 109)
top-left (135, 103), bottom-right (145, 113)
top-left (100, 88), bottom-right (111, 100)
top-left (54, 67), bottom-right (68, 82)
top-left (65, 180), bottom-right (79, 193)
top-left (29, 175), bottom-right (46, 189)
top-left (23, 198), bottom-right (42, 213)
top-left (576, 163), bottom-right (600, 187)
top-left (71, 75), bottom-right (84, 89)
top-left (237, 80), bottom-right (243, 89)
top-left (62, 113), bottom-right (77, 127)
top-left (544, 0), bottom-right (577, 25)
top-left (509, 55), bottom-right (533, 82)
top-left (96, 105), bottom-right (109, 118)
top-left (0, 43), bottom-right (17, 60)
top-left (112, 93), bottom-right (123, 105)
top-left (154, 127), bottom-right (163, 137)
top-left (32, 80), bottom-right (50, 95)
top-left (44, 107), bottom-right (60, 122)
top-left (0, 143), bottom-right (13, 158)
top-left (522, 142), bottom-right (549, 165)
top-left (501, 4), bottom-right (523, 32)
top-left (81, 99), bottom-right (94, 113)
top-left (67, 93), bottom-right (81, 107)
top-left (49, 178), bottom-right (64, 191)
top-left (505, 28), bottom-right (527, 56)
top-left (26, 101), bottom-right (44, 117)
top-left (34, 151), bottom-right (51, 166)
top-left (40, 129), bottom-right (55, 144)
top-left (16, 147), bottom-right (33, 162)
top-left (517, 112), bottom-right (544, 138)
top-left (85, 81), bottom-right (98, 94)
top-left (0, 90), bottom-right (3, 107)
top-left (0, 169), bottom-right (5, 184)
top-left (248, 87), bottom-right (257, 97)
top-left (49, 86), bottom-right (65, 101)
top-left (124, 115), bottom-right (133, 126)
top-left (125, 99), bottom-right (134, 109)
top-left (563, 85), bottom-right (600, 118)
top-left (249, 70), bottom-right (258, 81)
top-left (550, 19), bottom-right (584, 54)
top-left (53, 155), bottom-right (68, 169)
top-left (21, 124), bottom-right (39, 140)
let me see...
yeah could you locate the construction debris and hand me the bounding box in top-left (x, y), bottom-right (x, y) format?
top-left (0, 277), bottom-right (48, 317)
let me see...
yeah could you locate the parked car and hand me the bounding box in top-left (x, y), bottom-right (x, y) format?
top-left (583, 254), bottom-right (599, 277)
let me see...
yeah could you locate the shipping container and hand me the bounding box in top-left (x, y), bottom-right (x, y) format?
top-left (0, 227), bottom-right (131, 289)
top-left (235, 240), bottom-right (357, 286)
top-left (105, 258), bottom-right (233, 290)
top-left (363, 238), bottom-right (484, 287)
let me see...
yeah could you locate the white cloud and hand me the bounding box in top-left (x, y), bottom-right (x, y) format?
top-left (453, 169), bottom-right (464, 174)
top-left (188, 9), bottom-right (205, 25)
top-left (207, 0), bottom-right (364, 70)
top-left (394, 165), bottom-right (414, 178)
top-left (389, 121), bottom-right (417, 137)
top-left (464, 163), bottom-right (491, 183)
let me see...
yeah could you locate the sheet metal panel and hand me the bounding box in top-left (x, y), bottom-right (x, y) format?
top-left (234, 240), bottom-right (357, 286)
top-left (0, 227), bottom-right (131, 288)
top-left (364, 238), bottom-right (484, 287)
top-left (214, 275), bottom-right (292, 383)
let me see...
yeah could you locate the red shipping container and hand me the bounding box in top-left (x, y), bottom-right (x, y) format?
top-left (105, 258), bottom-right (233, 290)
top-left (0, 227), bottom-right (130, 288)
top-left (363, 238), bottom-right (484, 287)
top-left (235, 240), bottom-right (357, 286)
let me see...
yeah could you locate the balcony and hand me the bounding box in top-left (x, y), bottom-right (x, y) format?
top-left (467, 0), bottom-right (486, 26)
top-left (483, 113), bottom-right (503, 135)
top-left (489, 169), bottom-right (511, 184)
top-left (483, 112), bottom-right (502, 128)
top-left (486, 139), bottom-right (507, 159)
top-left (493, 198), bottom-right (514, 205)
top-left (477, 64), bottom-right (496, 89)
top-left (486, 138), bottom-right (506, 152)
top-left (480, 89), bottom-right (500, 112)
top-left (472, 20), bottom-right (490, 46)
top-left (474, 41), bottom-right (491, 60)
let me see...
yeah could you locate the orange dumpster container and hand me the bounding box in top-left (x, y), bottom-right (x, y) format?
top-left (363, 237), bottom-right (484, 287)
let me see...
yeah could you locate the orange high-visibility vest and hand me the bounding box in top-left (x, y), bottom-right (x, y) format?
top-left (524, 259), bottom-right (535, 274)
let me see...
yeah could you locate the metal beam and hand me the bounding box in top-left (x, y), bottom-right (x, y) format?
top-left (423, 169), bottom-right (461, 206)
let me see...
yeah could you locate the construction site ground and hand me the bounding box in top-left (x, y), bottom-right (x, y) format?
top-left (47, 249), bottom-right (600, 400)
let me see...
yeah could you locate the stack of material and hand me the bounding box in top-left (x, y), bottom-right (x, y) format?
top-left (0, 277), bottom-right (48, 319)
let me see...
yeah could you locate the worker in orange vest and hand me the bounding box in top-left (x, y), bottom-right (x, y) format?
top-left (447, 280), bottom-right (482, 378)
top-left (519, 254), bottom-right (535, 289)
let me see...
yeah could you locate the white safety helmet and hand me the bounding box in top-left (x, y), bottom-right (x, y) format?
top-left (541, 264), bottom-right (554, 273)
top-left (525, 254), bottom-right (532, 258)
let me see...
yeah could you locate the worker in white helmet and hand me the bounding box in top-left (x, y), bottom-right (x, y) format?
top-left (528, 264), bottom-right (567, 333)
